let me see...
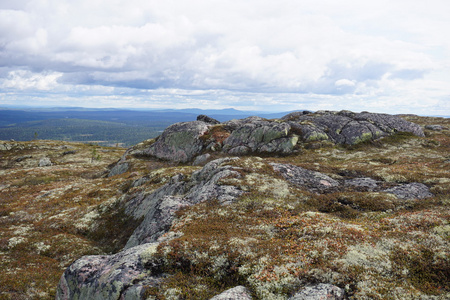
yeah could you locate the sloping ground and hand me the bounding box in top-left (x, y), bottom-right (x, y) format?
top-left (0, 141), bottom-right (129, 299)
top-left (1, 113), bottom-right (449, 299)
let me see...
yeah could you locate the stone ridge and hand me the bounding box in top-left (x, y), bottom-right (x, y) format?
top-left (116, 110), bottom-right (424, 166)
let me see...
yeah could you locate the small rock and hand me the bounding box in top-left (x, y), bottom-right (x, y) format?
top-left (425, 125), bottom-right (444, 131)
top-left (210, 286), bottom-right (253, 300)
top-left (193, 153), bottom-right (211, 166)
top-left (289, 283), bottom-right (345, 300)
top-left (197, 114), bottom-right (221, 125)
top-left (38, 157), bottom-right (52, 167)
top-left (62, 150), bottom-right (77, 155)
top-left (16, 155), bottom-right (32, 162)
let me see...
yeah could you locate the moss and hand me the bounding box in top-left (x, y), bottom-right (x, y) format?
top-left (390, 246), bottom-right (450, 295)
top-left (305, 131), bottom-right (329, 142)
top-left (352, 132), bottom-right (373, 145)
top-left (86, 202), bottom-right (143, 253)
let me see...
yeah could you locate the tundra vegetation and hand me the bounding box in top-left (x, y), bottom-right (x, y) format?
top-left (0, 112), bottom-right (449, 299)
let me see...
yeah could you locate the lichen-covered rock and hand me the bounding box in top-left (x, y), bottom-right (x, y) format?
top-left (124, 158), bottom-right (243, 249)
top-left (425, 124), bottom-right (445, 131)
top-left (193, 153), bottom-right (211, 166)
top-left (56, 242), bottom-right (162, 300)
top-left (344, 177), bottom-right (379, 191)
top-left (38, 157), bottom-right (52, 167)
top-left (142, 121), bottom-right (210, 162)
top-left (271, 163), bottom-right (339, 193)
top-left (109, 110), bottom-right (425, 167)
top-left (289, 283), bottom-right (345, 300)
top-left (283, 110), bottom-right (424, 145)
top-left (210, 286), bottom-right (253, 300)
top-left (384, 182), bottom-right (433, 200)
top-left (107, 162), bottom-right (129, 177)
top-left (222, 119), bottom-right (297, 155)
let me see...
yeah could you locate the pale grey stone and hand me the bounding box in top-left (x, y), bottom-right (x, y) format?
top-left (289, 284), bottom-right (344, 300)
top-left (210, 286), bottom-right (253, 300)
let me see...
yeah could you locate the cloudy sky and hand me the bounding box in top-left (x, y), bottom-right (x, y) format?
top-left (0, 0), bottom-right (449, 115)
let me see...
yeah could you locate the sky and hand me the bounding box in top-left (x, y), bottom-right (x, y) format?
top-left (0, 0), bottom-right (449, 115)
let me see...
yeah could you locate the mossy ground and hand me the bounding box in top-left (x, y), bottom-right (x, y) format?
top-left (0, 141), bottom-right (132, 299)
top-left (1, 115), bottom-right (449, 299)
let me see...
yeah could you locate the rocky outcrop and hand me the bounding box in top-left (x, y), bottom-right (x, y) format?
top-left (271, 162), bottom-right (434, 199)
top-left (222, 117), bottom-right (298, 155)
top-left (108, 110), bottom-right (424, 167)
top-left (283, 110), bottom-right (424, 145)
top-left (114, 110), bottom-right (424, 165)
top-left (124, 157), bottom-right (243, 249)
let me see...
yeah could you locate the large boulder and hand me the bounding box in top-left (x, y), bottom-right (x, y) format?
top-left (56, 242), bottom-right (162, 300)
top-left (141, 121), bottom-right (210, 163)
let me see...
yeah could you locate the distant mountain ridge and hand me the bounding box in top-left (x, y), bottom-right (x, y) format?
top-left (0, 107), bottom-right (296, 146)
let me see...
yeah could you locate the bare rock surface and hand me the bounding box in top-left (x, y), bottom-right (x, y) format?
top-left (289, 284), bottom-right (345, 300)
top-left (271, 162), bottom-right (340, 193)
top-left (141, 121), bottom-right (210, 163)
top-left (384, 182), bottom-right (434, 200)
top-left (210, 286), bottom-right (253, 300)
top-left (56, 243), bottom-right (161, 300)
top-left (222, 118), bottom-right (297, 155)
top-left (39, 157), bottom-right (52, 167)
top-left (124, 157), bottom-right (243, 249)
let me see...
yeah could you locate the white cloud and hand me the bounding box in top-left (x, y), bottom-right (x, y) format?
top-left (0, 0), bottom-right (449, 115)
top-left (1, 70), bottom-right (61, 90)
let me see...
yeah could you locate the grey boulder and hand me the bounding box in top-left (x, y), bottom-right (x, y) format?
top-left (142, 121), bottom-right (210, 163)
top-left (210, 286), bottom-right (253, 300)
top-left (56, 243), bottom-right (162, 300)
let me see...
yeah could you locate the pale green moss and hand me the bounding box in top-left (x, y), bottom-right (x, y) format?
top-left (352, 132), bottom-right (373, 144)
top-left (305, 132), bottom-right (328, 142)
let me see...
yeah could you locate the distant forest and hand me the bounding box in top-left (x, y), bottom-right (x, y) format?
top-left (0, 108), bottom-right (289, 147)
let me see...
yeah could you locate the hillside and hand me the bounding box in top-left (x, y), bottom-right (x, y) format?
top-left (0, 111), bottom-right (449, 300)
